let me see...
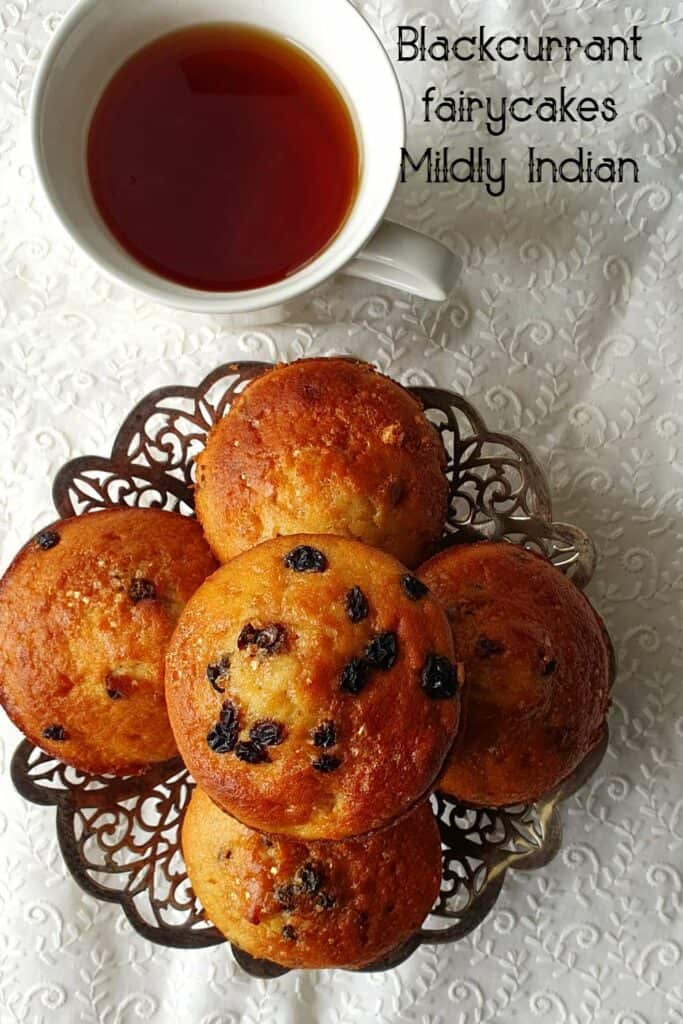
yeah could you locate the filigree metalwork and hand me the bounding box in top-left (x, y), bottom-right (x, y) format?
top-left (10, 743), bottom-right (220, 948)
top-left (11, 361), bottom-right (611, 976)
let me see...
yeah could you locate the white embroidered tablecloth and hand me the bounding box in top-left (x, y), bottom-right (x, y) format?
top-left (0, 1), bottom-right (681, 1022)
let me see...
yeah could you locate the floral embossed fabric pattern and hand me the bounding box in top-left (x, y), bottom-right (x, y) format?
top-left (0, 1), bottom-right (681, 1022)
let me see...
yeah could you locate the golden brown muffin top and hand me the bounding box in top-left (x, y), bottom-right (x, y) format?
top-left (194, 358), bottom-right (448, 568)
top-left (0, 508), bottom-right (217, 775)
top-left (166, 534), bottom-right (461, 839)
top-left (182, 787), bottom-right (442, 969)
top-left (419, 542), bottom-right (612, 807)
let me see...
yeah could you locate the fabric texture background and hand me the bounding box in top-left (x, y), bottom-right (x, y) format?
top-left (0, 1), bottom-right (681, 1021)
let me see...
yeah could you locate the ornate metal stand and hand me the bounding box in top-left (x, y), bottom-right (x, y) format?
top-left (10, 361), bottom-right (612, 976)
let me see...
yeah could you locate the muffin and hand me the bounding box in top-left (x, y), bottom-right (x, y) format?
top-left (182, 787), bottom-right (442, 969)
top-left (194, 358), bottom-right (448, 568)
top-left (0, 508), bottom-right (217, 775)
top-left (166, 534), bottom-right (461, 839)
top-left (419, 542), bottom-right (612, 806)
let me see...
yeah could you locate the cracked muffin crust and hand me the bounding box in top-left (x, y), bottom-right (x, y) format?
top-left (194, 358), bottom-right (449, 568)
top-left (0, 508), bottom-right (217, 775)
top-left (165, 534), bottom-right (461, 840)
top-left (419, 542), bottom-right (612, 806)
top-left (182, 787), bottom-right (442, 969)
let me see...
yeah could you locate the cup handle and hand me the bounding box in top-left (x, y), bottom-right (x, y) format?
top-left (342, 220), bottom-right (461, 301)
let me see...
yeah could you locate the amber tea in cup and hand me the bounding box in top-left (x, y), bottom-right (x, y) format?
top-left (87, 24), bottom-right (360, 292)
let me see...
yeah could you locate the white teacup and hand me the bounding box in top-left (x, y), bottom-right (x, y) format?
top-left (31, 0), bottom-right (461, 317)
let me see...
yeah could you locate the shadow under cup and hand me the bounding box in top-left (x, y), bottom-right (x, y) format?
top-left (31, 0), bottom-right (405, 314)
